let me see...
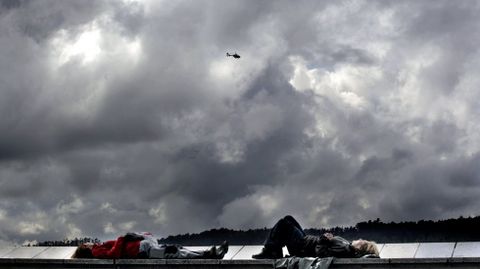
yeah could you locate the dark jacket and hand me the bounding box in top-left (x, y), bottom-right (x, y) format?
top-left (301, 235), bottom-right (359, 258)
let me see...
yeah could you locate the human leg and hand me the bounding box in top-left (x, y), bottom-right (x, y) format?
top-left (253, 215), bottom-right (306, 259)
top-left (178, 241), bottom-right (229, 259)
top-left (283, 215), bottom-right (304, 231)
top-left (175, 248), bottom-right (205, 259)
top-left (281, 216), bottom-right (307, 255)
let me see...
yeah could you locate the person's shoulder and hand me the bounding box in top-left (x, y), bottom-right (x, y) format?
top-left (304, 234), bottom-right (322, 245)
top-left (332, 236), bottom-right (349, 242)
top-left (304, 234), bottom-right (320, 240)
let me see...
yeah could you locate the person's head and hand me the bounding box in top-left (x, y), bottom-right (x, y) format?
top-left (351, 239), bottom-right (379, 257)
top-left (72, 243), bottom-right (94, 258)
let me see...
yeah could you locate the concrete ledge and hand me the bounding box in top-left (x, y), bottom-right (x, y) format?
top-left (332, 258), bottom-right (480, 269)
top-left (2, 258), bottom-right (480, 269)
top-left (0, 258), bottom-right (114, 269)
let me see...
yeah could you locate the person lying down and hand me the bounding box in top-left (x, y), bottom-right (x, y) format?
top-left (72, 232), bottom-right (228, 259)
top-left (252, 215), bottom-right (379, 259)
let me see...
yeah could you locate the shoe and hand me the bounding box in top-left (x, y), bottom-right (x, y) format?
top-left (216, 241), bottom-right (229, 259)
top-left (207, 241), bottom-right (229, 259)
top-left (252, 247), bottom-right (283, 259)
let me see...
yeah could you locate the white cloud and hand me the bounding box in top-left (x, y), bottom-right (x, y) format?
top-left (103, 222), bottom-right (116, 234)
top-left (66, 223), bottom-right (82, 239)
top-left (0, 209), bottom-right (6, 220)
top-left (149, 203), bottom-right (167, 225)
top-left (22, 240), bottom-right (38, 246)
top-left (18, 222), bottom-right (46, 235)
top-left (100, 202), bottom-right (118, 213)
top-left (52, 25), bottom-right (102, 65)
top-left (119, 221), bottom-right (137, 231)
top-left (56, 195), bottom-right (84, 214)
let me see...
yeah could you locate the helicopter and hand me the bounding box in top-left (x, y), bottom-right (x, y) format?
top-left (226, 52), bottom-right (240, 59)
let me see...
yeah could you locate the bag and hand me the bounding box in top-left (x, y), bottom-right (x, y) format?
top-left (275, 257), bottom-right (334, 269)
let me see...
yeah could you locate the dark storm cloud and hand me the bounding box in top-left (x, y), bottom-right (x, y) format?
top-left (0, 0), bottom-right (21, 10)
top-left (1, 0), bottom-right (480, 244)
top-left (10, 1), bottom-right (106, 42)
top-left (378, 154), bottom-right (480, 221)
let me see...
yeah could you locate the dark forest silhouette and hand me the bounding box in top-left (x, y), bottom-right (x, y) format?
top-left (158, 216), bottom-right (480, 245)
top-left (33, 237), bottom-right (101, 247)
top-left (34, 216), bottom-right (480, 246)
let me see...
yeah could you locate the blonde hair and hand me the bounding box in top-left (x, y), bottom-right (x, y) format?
top-left (355, 239), bottom-right (379, 256)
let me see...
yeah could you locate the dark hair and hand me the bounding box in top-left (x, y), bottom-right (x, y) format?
top-left (72, 245), bottom-right (94, 258)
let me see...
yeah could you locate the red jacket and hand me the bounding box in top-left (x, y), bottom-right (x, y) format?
top-left (91, 236), bottom-right (141, 258)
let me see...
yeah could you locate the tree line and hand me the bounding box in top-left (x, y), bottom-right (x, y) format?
top-left (158, 216), bottom-right (480, 245)
top-left (34, 215), bottom-right (480, 246)
top-left (33, 237), bottom-right (101, 247)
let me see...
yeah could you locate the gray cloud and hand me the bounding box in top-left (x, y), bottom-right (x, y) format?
top-left (1, 0), bottom-right (480, 244)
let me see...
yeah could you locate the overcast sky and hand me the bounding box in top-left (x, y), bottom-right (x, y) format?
top-left (1, 0), bottom-right (480, 245)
